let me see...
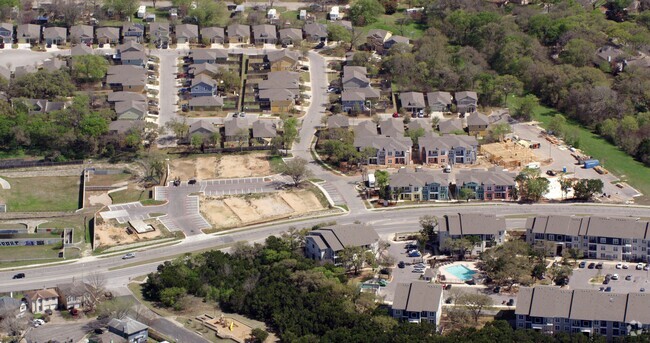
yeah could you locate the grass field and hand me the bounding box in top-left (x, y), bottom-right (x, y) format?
top-left (364, 13), bottom-right (427, 39)
top-left (508, 96), bottom-right (650, 203)
top-left (42, 215), bottom-right (92, 244)
top-left (0, 176), bottom-right (81, 212)
top-left (269, 155), bottom-right (286, 173)
top-left (109, 187), bottom-right (151, 204)
top-left (0, 244), bottom-right (62, 262)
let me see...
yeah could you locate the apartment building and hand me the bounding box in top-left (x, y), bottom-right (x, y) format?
top-left (515, 286), bottom-right (650, 341)
top-left (391, 282), bottom-right (443, 326)
top-left (387, 167), bottom-right (451, 201)
top-left (305, 224), bottom-right (379, 263)
top-left (418, 134), bottom-right (478, 165)
top-left (455, 168), bottom-right (516, 201)
top-left (438, 213), bottom-right (506, 255)
top-left (525, 215), bottom-right (650, 262)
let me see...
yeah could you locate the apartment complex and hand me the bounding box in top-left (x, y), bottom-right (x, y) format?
top-left (516, 286), bottom-right (650, 340)
top-left (525, 215), bottom-right (650, 262)
top-left (391, 282), bottom-right (443, 326)
top-left (387, 168), bottom-right (451, 201)
top-left (438, 213), bottom-right (506, 254)
top-left (305, 224), bottom-right (379, 263)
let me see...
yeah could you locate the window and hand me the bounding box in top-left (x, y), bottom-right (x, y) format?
top-left (600, 328), bottom-right (607, 335)
top-left (582, 320), bottom-right (590, 327)
top-left (518, 323), bottom-right (524, 328)
top-left (519, 315), bottom-right (524, 320)
top-left (613, 247), bottom-right (618, 252)
top-left (601, 246), bottom-right (606, 251)
top-left (613, 322), bottom-right (619, 328)
top-left (613, 239), bottom-right (619, 245)
top-left (573, 320), bottom-right (580, 326)
top-left (555, 325), bottom-right (560, 331)
top-left (555, 318), bottom-right (561, 323)
top-left (601, 238), bottom-right (607, 243)
top-left (613, 329), bottom-right (620, 336)
top-left (549, 234), bottom-right (555, 241)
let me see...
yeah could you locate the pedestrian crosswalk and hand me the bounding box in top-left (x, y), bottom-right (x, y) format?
top-left (320, 181), bottom-right (345, 206)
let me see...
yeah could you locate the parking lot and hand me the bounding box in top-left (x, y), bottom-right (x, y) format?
top-left (379, 240), bottom-right (428, 303)
top-left (568, 261), bottom-right (650, 293)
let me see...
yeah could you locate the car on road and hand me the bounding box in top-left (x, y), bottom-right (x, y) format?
top-left (625, 275), bottom-right (632, 281)
top-left (641, 288), bottom-right (646, 292)
top-left (579, 261), bottom-right (586, 268)
top-left (596, 262), bottom-right (603, 269)
top-left (605, 287), bottom-right (612, 292)
top-left (412, 269), bottom-right (424, 273)
top-left (392, 112), bottom-right (399, 118)
top-left (588, 262), bottom-right (596, 269)
top-left (315, 42), bottom-right (325, 49)
top-left (12, 273), bottom-right (25, 279)
top-left (616, 263), bottom-right (622, 269)
top-left (33, 319), bottom-right (44, 327)
top-left (612, 274), bottom-right (619, 280)
top-left (397, 261), bottom-right (405, 268)
top-left (636, 263), bottom-right (644, 270)
top-left (122, 253), bottom-right (135, 259)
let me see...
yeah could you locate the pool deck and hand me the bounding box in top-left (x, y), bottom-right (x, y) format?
top-left (438, 261), bottom-right (479, 284)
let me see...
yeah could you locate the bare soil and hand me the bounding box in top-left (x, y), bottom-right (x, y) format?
top-left (169, 153), bottom-right (272, 180)
top-left (94, 219), bottom-right (163, 248)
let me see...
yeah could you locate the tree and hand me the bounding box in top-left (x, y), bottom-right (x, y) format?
top-left (103, 0), bottom-right (138, 19)
top-left (52, 0), bottom-right (81, 27)
top-left (514, 94), bottom-right (538, 121)
top-left (165, 118), bottom-right (190, 141)
top-left (515, 168), bottom-right (549, 202)
top-left (251, 328), bottom-right (269, 343)
top-left (407, 127), bottom-right (425, 145)
top-left (190, 0), bottom-right (228, 28)
top-left (235, 128), bottom-right (250, 151)
top-left (160, 287), bottom-right (187, 310)
top-left (549, 263), bottom-right (573, 285)
top-left (85, 272), bottom-right (107, 310)
top-left (9, 69), bottom-right (75, 99)
top-left (560, 39), bottom-right (596, 67)
top-left (548, 114), bottom-right (566, 135)
top-left (281, 117), bottom-right (299, 151)
top-left (219, 70), bottom-right (242, 94)
top-left (487, 123), bottom-right (511, 142)
top-left (97, 298), bottom-right (133, 320)
top-left (419, 215), bottom-right (438, 243)
top-left (446, 236), bottom-right (480, 259)
top-left (479, 241), bottom-right (535, 289)
top-left (328, 24), bottom-right (352, 43)
top-left (559, 177), bottom-right (573, 199)
top-left (458, 187), bottom-right (476, 202)
top-left (142, 152), bottom-right (166, 184)
top-left (348, 0), bottom-right (384, 26)
top-left (572, 179), bottom-right (604, 200)
top-left (280, 157), bottom-right (313, 186)
top-left (0, 309), bottom-right (31, 342)
top-left (73, 55), bottom-right (108, 83)
top-left (374, 170), bottom-right (390, 199)
top-left (339, 246), bottom-right (366, 274)
top-left (190, 134), bottom-right (203, 150)
top-left (457, 292), bottom-right (493, 323)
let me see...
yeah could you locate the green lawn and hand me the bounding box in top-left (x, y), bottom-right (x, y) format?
top-left (42, 215), bottom-right (92, 244)
top-left (269, 155), bottom-right (286, 173)
top-left (508, 96), bottom-right (650, 203)
top-left (109, 187), bottom-right (151, 204)
top-left (0, 244), bottom-right (62, 262)
top-left (364, 13), bottom-right (427, 39)
top-left (0, 176), bottom-right (81, 212)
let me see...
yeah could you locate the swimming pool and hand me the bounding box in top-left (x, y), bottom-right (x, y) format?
top-left (445, 264), bottom-right (476, 281)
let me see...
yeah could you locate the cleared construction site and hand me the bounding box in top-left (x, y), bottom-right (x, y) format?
top-left (480, 142), bottom-right (540, 169)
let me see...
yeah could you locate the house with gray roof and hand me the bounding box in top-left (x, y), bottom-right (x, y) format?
top-left (388, 167), bottom-right (451, 201)
top-left (439, 213), bottom-right (506, 255)
top-left (41, 58), bottom-right (64, 71)
top-left (188, 63), bottom-right (224, 78)
top-left (384, 35), bottom-right (409, 50)
top-left (43, 26), bottom-right (66, 45)
top-left (0, 23), bottom-right (13, 44)
top-left (252, 24), bottom-right (277, 45)
top-left (106, 65), bottom-right (146, 92)
top-left (16, 24), bottom-right (40, 44)
top-left (252, 120), bottom-right (277, 144)
top-left (257, 71), bottom-right (300, 90)
top-left (455, 91), bottom-right (478, 114)
top-left (227, 24), bottom-right (250, 43)
top-left (117, 41), bottom-right (146, 66)
top-left (108, 316), bottom-right (149, 342)
top-left (266, 49), bottom-right (300, 71)
top-left (353, 124), bottom-right (412, 166)
top-left (515, 286), bottom-right (650, 340)
top-left (303, 23), bottom-right (327, 42)
top-left (190, 74), bottom-right (217, 97)
top-left (115, 99), bottom-right (146, 120)
top-left (0, 296), bottom-right (26, 317)
top-left (419, 133), bottom-right (478, 165)
top-left (149, 23), bottom-right (170, 45)
top-left (96, 26), bottom-right (120, 45)
top-left (190, 49), bottom-right (228, 64)
top-left (189, 96), bottom-right (224, 111)
top-left (427, 91), bottom-right (452, 112)
top-left (455, 168), bottom-right (515, 201)
top-left (109, 120), bottom-right (144, 135)
top-left (408, 119), bottom-right (433, 133)
top-left (438, 118), bottom-right (464, 134)
top-left (258, 88), bottom-right (298, 112)
top-left (224, 117), bottom-right (251, 143)
top-left (107, 91), bottom-right (146, 104)
top-left (175, 24), bottom-right (198, 43)
top-left (16, 99), bottom-right (67, 113)
top-left (279, 28), bottom-right (302, 46)
top-left (400, 92), bottom-right (426, 114)
top-left (305, 224), bottom-right (379, 263)
top-left (14, 65), bottom-right (36, 78)
top-left (56, 282), bottom-right (89, 310)
top-left (467, 112), bottom-right (491, 136)
top-left (366, 29), bottom-right (391, 51)
top-left (392, 282), bottom-right (443, 326)
top-left (0, 65), bottom-right (10, 80)
top-left (201, 27), bottom-right (225, 44)
top-left (379, 119), bottom-right (404, 137)
top-left (327, 114), bottom-right (349, 129)
top-left (71, 43), bottom-right (93, 56)
top-left (341, 88), bottom-right (380, 113)
top-left (525, 215), bottom-right (650, 261)
top-left (188, 120), bottom-right (219, 144)
top-left (70, 25), bottom-right (93, 45)
top-left (122, 23), bottom-right (144, 43)
top-left (342, 66), bottom-right (370, 89)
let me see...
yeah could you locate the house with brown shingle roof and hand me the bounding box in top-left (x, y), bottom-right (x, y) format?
top-left (391, 282), bottom-right (443, 326)
top-left (227, 24), bottom-right (250, 43)
top-left (175, 24), bottom-right (199, 43)
top-left (96, 27), bottom-right (120, 45)
top-left (23, 288), bottom-right (59, 313)
top-left (252, 24), bottom-right (277, 45)
top-left (278, 28), bottom-right (302, 46)
top-left (201, 27), bottom-right (225, 44)
top-left (265, 49), bottom-right (300, 71)
top-left (16, 24), bottom-right (41, 44)
top-left (70, 25), bottom-right (93, 45)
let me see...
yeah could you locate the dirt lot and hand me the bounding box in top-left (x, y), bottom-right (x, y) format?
top-left (94, 219), bottom-right (164, 248)
top-left (169, 153), bottom-right (272, 180)
top-left (201, 189), bottom-right (326, 230)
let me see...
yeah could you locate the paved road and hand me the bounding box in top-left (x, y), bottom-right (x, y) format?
top-left (151, 50), bottom-right (183, 145)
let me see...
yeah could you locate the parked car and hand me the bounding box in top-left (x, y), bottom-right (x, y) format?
top-left (645, 265), bottom-right (650, 271)
top-left (507, 299), bottom-right (515, 306)
top-left (397, 261), bottom-right (405, 269)
top-left (603, 278), bottom-right (609, 285)
top-left (636, 263), bottom-right (644, 270)
top-left (12, 273), bottom-right (25, 279)
top-left (412, 269), bottom-right (424, 273)
top-left (546, 170), bottom-right (557, 176)
top-left (625, 275), bottom-right (632, 281)
top-left (599, 287), bottom-right (605, 292)
top-left (588, 262), bottom-right (596, 269)
top-left (616, 263), bottom-right (622, 269)
top-left (188, 179), bottom-right (197, 185)
top-left (623, 264), bottom-right (629, 269)
top-left (604, 286), bottom-right (612, 292)
top-left (122, 253), bottom-right (135, 259)
top-left (579, 261), bottom-right (586, 268)
top-left (493, 286), bottom-right (501, 293)
top-left (596, 263), bottom-right (603, 269)
top-left (392, 112), bottom-right (399, 118)
top-left (612, 274), bottom-right (619, 280)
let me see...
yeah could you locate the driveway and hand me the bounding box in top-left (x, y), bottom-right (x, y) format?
top-left (26, 322), bottom-right (90, 343)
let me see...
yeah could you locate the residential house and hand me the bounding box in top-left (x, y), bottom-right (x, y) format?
top-left (342, 66), bottom-right (370, 89)
top-left (23, 289), bottom-right (59, 313)
top-left (427, 91), bottom-right (452, 112)
top-left (0, 23), bottom-right (12, 44)
top-left (279, 28), bottom-right (302, 46)
top-left (227, 24), bottom-right (251, 43)
top-left (70, 25), bottom-right (93, 45)
top-left (252, 24), bottom-right (277, 45)
top-left (189, 95), bottom-right (224, 111)
top-left (384, 35), bottom-right (409, 50)
top-left (257, 71), bottom-right (300, 91)
top-left (596, 45), bottom-right (625, 65)
top-left (190, 49), bottom-right (228, 64)
top-left (56, 282), bottom-right (89, 310)
top-left (341, 88), bottom-right (380, 112)
top-left (16, 24), bottom-right (41, 44)
top-left (366, 29), bottom-right (391, 51)
top-left (303, 23), bottom-right (327, 42)
top-left (122, 23), bottom-right (144, 43)
top-left (200, 27), bottom-right (225, 44)
top-left (438, 213), bottom-right (506, 255)
top-left (70, 43), bottom-right (93, 56)
top-left (41, 58), bottom-right (64, 72)
top-left (266, 49), bottom-right (300, 71)
top-left (304, 224), bottom-right (380, 263)
top-left (115, 100), bottom-right (146, 120)
top-left (188, 120), bottom-right (219, 140)
top-left (43, 26), bottom-right (67, 46)
top-left (96, 26), bottom-right (120, 45)
top-left (353, 125), bottom-right (413, 166)
top-left (438, 118), bottom-right (464, 134)
top-left (108, 316), bottom-right (149, 343)
top-left (106, 65), bottom-right (146, 92)
top-left (175, 24), bottom-right (198, 44)
top-left (16, 99), bottom-right (66, 113)
top-left (455, 168), bottom-right (516, 201)
top-left (224, 117), bottom-right (250, 143)
top-left (0, 297), bottom-right (27, 318)
top-left (107, 91), bottom-right (147, 104)
top-left (252, 120), bottom-right (277, 144)
top-left (515, 286), bottom-right (650, 340)
top-left (327, 114), bottom-right (349, 129)
top-left (400, 92), bottom-right (426, 114)
top-left (108, 120), bottom-right (144, 135)
top-left (258, 88), bottom-right (297, 112)
top-left (379, 119), bottom-right (404, 137)
top-left (149, 23), bottom-right (170, 45)
top-left (117, 41), bottom-right (146, 66)
top-left (418, 134), bottom-right (478, 165)
top-left (467, 112), bottom-right (490, 136)
top-left (388, 168), bottom-right (451, 201)
top-left (392, 282), bottom-right (443, 326)
top-left (13, 65), bottom-right (37, 78)
top-left (188, 63), bottom-right (223, 79)
top-left (408, 119), bottom-right (433, 133)
top-left (455, 91), bottom-right (478, 114)
top-left (525, 215), bottom-right (650, 262)
top-left (190, 74), bottom-right (217, 97)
